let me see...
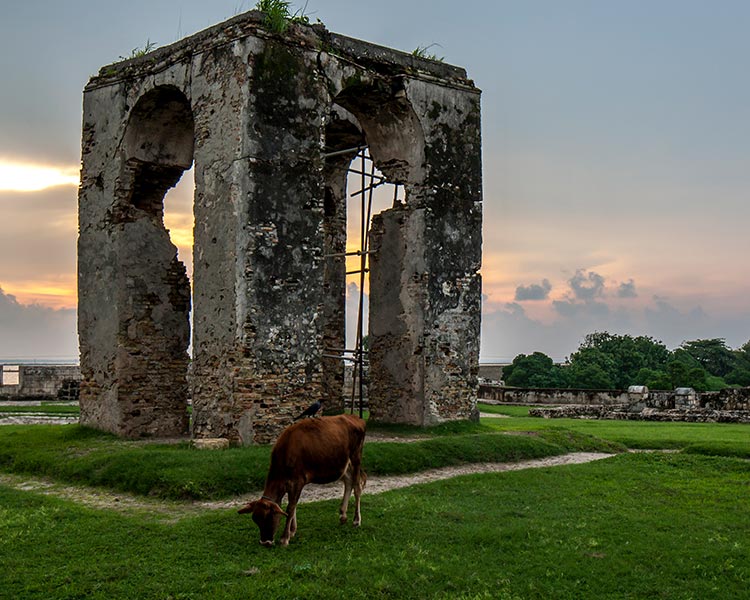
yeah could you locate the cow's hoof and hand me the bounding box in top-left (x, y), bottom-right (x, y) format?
top-left (280, 538), bottom-right (290, 547)
top-left (353, 519), bottom-right (361, 528)
top-left (339, 515), bottom-right (348, 524)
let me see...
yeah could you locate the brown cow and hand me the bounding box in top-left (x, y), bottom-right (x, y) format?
top-left (238, 413), bottom-right (366, 547)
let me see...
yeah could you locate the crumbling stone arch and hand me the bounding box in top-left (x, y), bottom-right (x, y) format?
top-left (79, 84), bottom-right (193, 437)
top-left (321, 71), bottom-right (481, 425)
top-left (120, 85), bottom-right (194, 218)
top-left (321, 81), bottom-right (432, 422)
top-left (79, 12), bottom-right (481, 443)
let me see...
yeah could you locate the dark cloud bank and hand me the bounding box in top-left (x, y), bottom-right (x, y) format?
top-left (0, 287), bottom-right (77, 360)
top-left (515, 279), bottom-right (551, 301)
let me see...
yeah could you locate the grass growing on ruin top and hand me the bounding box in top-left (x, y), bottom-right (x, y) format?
top-left (1, 452), bottom-right (748, 599)
top-left (0, 422), bottom-right (622, 501)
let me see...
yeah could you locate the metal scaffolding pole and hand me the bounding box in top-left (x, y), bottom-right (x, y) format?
top-left (324, 146), bottom-right (398, 417)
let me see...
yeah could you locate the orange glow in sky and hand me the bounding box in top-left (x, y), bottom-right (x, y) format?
top-left (3, 279), bottom-right (77, 310)
top-left (0, 161), bottom-right (80, 192)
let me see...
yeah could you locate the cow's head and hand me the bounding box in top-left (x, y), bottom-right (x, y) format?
top-left (238, 498), bottom-right (287, 547)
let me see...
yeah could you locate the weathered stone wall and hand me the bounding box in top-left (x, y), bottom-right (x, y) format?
top-left (479, 385), bottom-right (630, 406)
top-left (479, 384), bottom-right (750, 412)
top-left (699, 388), bottom-right (750, 411)
top-left (478, 364), bottom-right (506, 382)
top-left (78, 11), bottom-right (482, 443)
top-left (529, 405), bottom-right (750, 424)
top-left (79, 66), bottom-right (194, 438)
top-left (0, 365), bottom-right (81, 401)
top-left (481, 384), bottom-right (750, 423)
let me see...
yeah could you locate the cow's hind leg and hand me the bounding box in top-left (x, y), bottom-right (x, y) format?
top-left (339, 462), bottom-right (353, 524)
top-left (352, 469), bottom-right (366, 527)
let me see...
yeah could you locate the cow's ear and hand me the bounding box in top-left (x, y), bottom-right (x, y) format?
top-left (238, 501), bottom-right (257, 514)
top-left (271, 503), bottom-right (288, 517)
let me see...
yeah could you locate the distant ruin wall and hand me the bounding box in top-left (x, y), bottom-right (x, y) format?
top-left (479, 385), bottom-right (629, 406)
top-left (0, 365), bottom-right (81, 401)
top-left (479, 384), bottom-right (750, 411)
top-left (529, 405), bottom-right (750, 424)
top-left (480, 384), bottom-right (750, 423)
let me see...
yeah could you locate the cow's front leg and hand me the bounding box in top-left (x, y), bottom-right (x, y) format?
top-left (280, 487), bottom-right (301, 546)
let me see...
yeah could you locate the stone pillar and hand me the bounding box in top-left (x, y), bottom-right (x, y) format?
top-left (368, 78), bottom-right (482, 425)
top-left (321, 156), bottom-right (353, 414)
top-left (78, 76), bottom-right (193, 437)
top-left (189, 36), bottom-right (257, 442)
top-left (204, 39), bottom-right (330, 444)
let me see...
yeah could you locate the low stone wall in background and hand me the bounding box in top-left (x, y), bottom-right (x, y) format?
top-left (529, 405), bottom-right (750, 424)
top-left (0, 365), bottom-right (81, 401)
top-left (479, 385), bottom-right (629, 406)
top-left (479, 384), bottom-right (750, 423)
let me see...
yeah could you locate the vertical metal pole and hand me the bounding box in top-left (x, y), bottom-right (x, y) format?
top-left (350, 149), bottom-right (366, 415)
top-left (356, 150), bottom-right (368, 418)
top-left (347, 148), bottom-right (385, 418)
top-left (359, 154), bottom-right (377, 418)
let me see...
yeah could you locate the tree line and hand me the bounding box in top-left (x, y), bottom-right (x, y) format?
top-left (501, 333), bottom-right (750, 392)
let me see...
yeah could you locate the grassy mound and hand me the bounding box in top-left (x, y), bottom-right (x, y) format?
top-left (0, 423), bottom-right (623, 501)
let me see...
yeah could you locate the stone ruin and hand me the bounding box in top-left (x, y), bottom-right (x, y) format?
top-left (479, 383), bottom-right (750, 424)
top-left (527, 387), bottom-right (750, 423)
top-left (77, 11), bottom-right (483, 444)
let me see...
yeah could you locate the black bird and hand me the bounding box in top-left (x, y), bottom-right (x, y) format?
top-left (294, 400), bottom-right (322, 420)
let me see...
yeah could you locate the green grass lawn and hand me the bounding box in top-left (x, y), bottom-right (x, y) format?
top-left (1, 452), bottom-right (747, 599)
top-left (0, 408), bottom-right (748, 598)
top-left (479, 402), bottom-right (750, 458)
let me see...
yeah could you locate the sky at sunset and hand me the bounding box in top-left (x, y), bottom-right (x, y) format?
top-left (1, 0), bottom-right (749, 362)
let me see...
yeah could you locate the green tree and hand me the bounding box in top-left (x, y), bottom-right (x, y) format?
top-left (726, 340), bottom-right (750, 386)
top-left (503, 352), bottom-right (565, 388)
top-left (680, 338), bottom-right (736, 378)
top-left (634, 367), bottom-right (671, 390)
top-left (570, 332), bottom-right (670, 389)
top-left (565, 347), bottom-right (616, 389)
top-left (664, 350), bottom-right (727, 391)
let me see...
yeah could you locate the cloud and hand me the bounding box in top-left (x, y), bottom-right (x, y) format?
top-left (514, 279), bottom-right (552, 301)
top-left (549, 269), bottom-right (611, 319)
top-left (617, 279), bottom-right (638, 298)
top-left (0, 287), bottom-right (77, 360)
top-left (481, 291), bottom-right (750, 364)
top-left (569, 269), bottom-right (605, 300)
top-left (552, 298), bottom-right (610, 319)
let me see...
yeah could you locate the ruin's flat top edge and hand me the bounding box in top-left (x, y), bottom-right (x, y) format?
top-left (90, 10), bottom-right (476, 88)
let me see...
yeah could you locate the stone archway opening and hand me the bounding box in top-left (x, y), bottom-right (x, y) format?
top-left (321, 85), bottom-right (425, 419)
top-left (80, 85), bottom-right (195, 438)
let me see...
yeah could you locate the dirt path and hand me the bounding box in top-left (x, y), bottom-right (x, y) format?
top-left (0, 415), bottom-right (78, 425)
top-left (0, 452), bottom-right (614, 521)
